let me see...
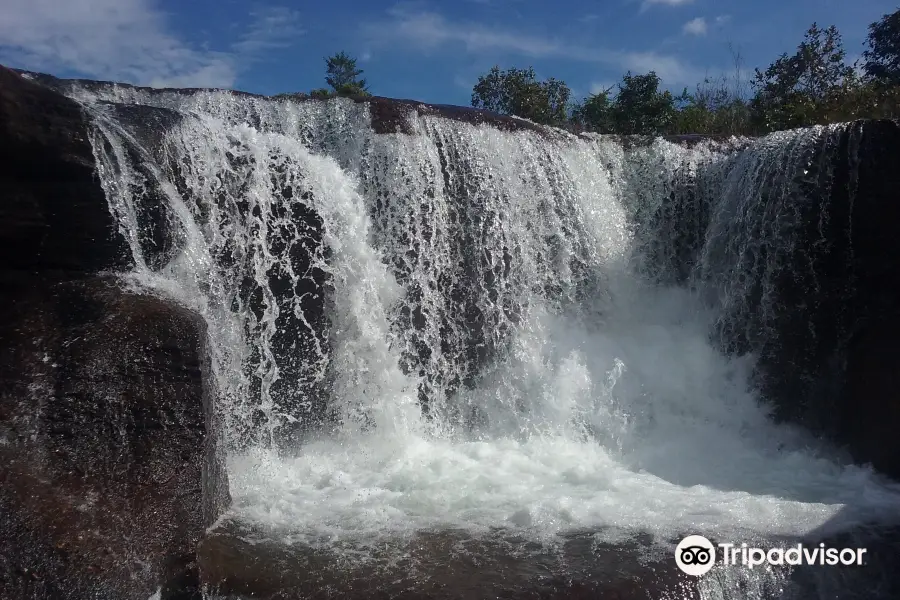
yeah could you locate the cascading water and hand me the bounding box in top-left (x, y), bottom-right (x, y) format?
top-left (49, 79), bottom-right (900, 597)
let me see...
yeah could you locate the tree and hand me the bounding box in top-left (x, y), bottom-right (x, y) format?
top-left (671, 76), bottom-right (752, 136)
top-left (571, 86), bottom-right (614, 132)
top-left (670, 46), bottom-right (754, 136)
top-left (324, 51), bottom-right (369, 96)
top-left (863, 9), bottom-right (900, 85)
top-left (750, 23), bottom-right (855, 131)
top-left (471, 66), bottom-right (571, 125)
top-left (608, 72), bottom-right (677, 135)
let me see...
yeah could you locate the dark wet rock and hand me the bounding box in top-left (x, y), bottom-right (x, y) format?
top-left (15, 68), bottom-right (550, 137)
top-left (776, 516), bottom-right (900, 599)
top-left (832, 121), bottom-right (900, 478)
top-left (96, 104), bottom-right (186, 272)
top-left (630, 161), bottom-right (710, 285)
top-left (0, 66), bottom-right (227, 599)
top-left (237, 184), bottom-right (333, 448)
top-left (841, 319), bottom-right (900, 477)
top-left (624, 137), bottom-right (748, 285)
top-left (0, 277), bottom-right (227, 599)
top-left (740, 120), bottom-right (900, 478)
top-left (648, 120), bottom-right (900, 479)
top-left (197, 522), bottom-right (697, 600)
top-left (362, 95), bottom-right (546, 136)
top-left (0, 66), bottom-right (132, 274)
top-left (637, 119), bottom-right (900, 480)
top-left (104, 102), bottom-right (187, 275)
top-left (13, 67), bottom-right (334, 446)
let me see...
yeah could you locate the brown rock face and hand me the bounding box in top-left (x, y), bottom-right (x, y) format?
top-left (0, 66), bottom-right (131, 275)
top-left (0, 66), bottom-right (226, 599)
top-left (197, 523), bottom-right (697, 600)
top-left (0, 278), bottom-right (225, 599)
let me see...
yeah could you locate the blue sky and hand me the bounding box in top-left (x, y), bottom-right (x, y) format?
top-left (1, 0), bottom-right (896, 106)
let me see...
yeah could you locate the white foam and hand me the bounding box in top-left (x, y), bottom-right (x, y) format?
top-left (227, 282), bottom-right (897, 548)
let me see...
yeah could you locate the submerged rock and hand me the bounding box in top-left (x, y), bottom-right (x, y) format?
top-left (198, 522), bottom-right (697, 600)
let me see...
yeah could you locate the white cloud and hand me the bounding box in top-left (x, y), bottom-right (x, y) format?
top-left (715, 15), bottom-right (732, 25)
top-left (0, 0), bottom-right (302, 88)
top-left (364, 7), bottom-right (702, 85)
top-left (683, 17), bottom-right (707, 36)
top-left (619, 51), bottom-right (699, 83)
top-left (368, 9), bottom-right (560, 57)
top-left (232, 6), bottom-right (304, 55)
top-left (642, 0), bottom-right (694, 6)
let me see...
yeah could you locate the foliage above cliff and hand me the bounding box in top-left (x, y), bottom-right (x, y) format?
top-left (468, 8), bottom-right (900, 136)
top-left (864, 10), bottom-right (900, 85)
top-left (304, 51), bottom-right (370, 99)
top-left (297, 11), bottom-right (900, 136)
top-left (750, 24), bottom-right (856, 131)
top-left (471, 66), bottom-right (570, 125)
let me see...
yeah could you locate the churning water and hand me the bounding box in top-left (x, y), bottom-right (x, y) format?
top-left (54, 81), bottom-right (900, 597)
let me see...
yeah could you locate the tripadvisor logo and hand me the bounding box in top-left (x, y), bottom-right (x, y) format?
top-left (675, 535), bottom-right (716, 576)
top-left (674, 535), bottom-right (868, 576)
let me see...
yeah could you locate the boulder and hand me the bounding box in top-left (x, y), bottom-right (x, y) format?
top-left (0, 66), bottom-right (227, 599)
top-left (0, 277), bottom-right (227, 599)
top-left (0, 66), bottom-right (131, 275)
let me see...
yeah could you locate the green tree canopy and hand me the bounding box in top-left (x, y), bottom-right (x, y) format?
top-left (325, 51), bottom-right (369, 96)
top-left (471, 66), bottom-right (571, 125)
top-left (471, 16), bottom-right (900, 137)
top-left (751, 23), bottom-right (855, 131)
top-left (863, 9), bottom-right (900, 85)
top-left (569, 73), bottom-right (678, 135)
top-left (608, 72), bottom-right (677, 135)
top-left (571, 86), bottom-right (614, 132)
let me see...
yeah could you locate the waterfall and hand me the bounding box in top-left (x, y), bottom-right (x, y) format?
top-left (51, 80), bottom-right (900, 597)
